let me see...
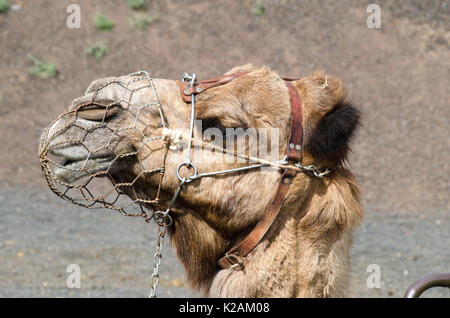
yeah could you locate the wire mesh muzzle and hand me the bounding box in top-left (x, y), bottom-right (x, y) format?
top-left (39, 74), bottom-right (169, 222)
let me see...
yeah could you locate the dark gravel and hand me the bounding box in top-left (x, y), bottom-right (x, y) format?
top-left (0, 188), bottom-right (448, 298)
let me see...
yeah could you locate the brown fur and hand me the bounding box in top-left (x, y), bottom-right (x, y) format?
top-left (41, 65), bottom-right (363, 297)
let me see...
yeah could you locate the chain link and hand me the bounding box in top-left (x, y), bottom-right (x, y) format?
top-left (149, 224), bottom-right (167, 298)
top-left (148, 73), bottom-right (198, 298)
top-left (149, 74), bottom-right (198, 298)
top-left (295, 163), bottom-right (332, 178)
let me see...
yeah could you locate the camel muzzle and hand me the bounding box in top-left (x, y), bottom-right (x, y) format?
top-left (38, 71), bottom-right (168, 220)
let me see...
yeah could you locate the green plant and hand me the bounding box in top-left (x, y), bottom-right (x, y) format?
top-left (86, 42), bottom-right (108, 59)
top-left (127, 0), bottom-right (147, 11)
top-left (253, 0), bottom-right (265, 16)
top-left (27, 54), bottom-right (58, 79)
top-left (0, 0), bottom-right (11, 13)
top-left (94, 13), bottom-right (115, 31)
top-left (130, 11), bottom-right (159, 29)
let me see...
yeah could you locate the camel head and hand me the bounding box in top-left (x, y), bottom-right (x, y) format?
top-left (39, 65), bottom-right (362, 297)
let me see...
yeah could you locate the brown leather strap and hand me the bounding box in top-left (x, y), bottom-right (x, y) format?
top-left (177, 72), bottom-right (250, 103)
top-left (285, 81), bottom-right (303, 163)
top-left (177, 72), bottom-right (299, 103)
top-left (217, 80), bottom-right (304, 270)
top-left (217, 169), bottom-right (296, 270)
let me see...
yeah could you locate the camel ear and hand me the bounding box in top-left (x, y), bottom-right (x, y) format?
top-left (305, 102), bottom-right (360, 163)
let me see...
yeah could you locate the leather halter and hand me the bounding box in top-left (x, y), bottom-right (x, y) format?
top-left (176, 72), bottom-right (303, 270)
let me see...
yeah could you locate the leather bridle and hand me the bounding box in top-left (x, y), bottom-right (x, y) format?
top-left (161, 71), bottom-right (309, 270)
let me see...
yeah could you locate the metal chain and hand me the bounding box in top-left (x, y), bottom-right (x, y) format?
top-left (149, 73), bottom-right (197, 298)
top-left (149, 224), bottom-right (167, 298)
top-left (295, 163), bottom-right (332, 178)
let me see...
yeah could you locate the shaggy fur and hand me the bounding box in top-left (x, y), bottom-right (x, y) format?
top-left (40, 65), bottom-right (363, 297)
top-left (306, 103), bottom-right (361, 164)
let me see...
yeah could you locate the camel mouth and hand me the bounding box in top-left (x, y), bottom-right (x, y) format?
top-left (52, 155), bottom-right (115, 183)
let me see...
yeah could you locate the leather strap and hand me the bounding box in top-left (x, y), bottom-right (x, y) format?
top-left (177, 72), bottom-right (299, 103)
top-left (175, 72), bottom-right (304, 270)
top-left (217, 169), bottom-right (296, 270)
top-left (177, 72), bottom-right (250, 103)
top-left (217, 80), bottom-right (304, 270)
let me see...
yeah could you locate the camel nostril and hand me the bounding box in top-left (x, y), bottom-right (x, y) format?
top-left (74, 104), bottom-right (121, 121)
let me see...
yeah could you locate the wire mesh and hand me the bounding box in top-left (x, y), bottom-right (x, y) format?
top-left (39, 71), bottom-right (169, 222)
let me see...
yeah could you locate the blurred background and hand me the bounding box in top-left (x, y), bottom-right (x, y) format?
top-left (0, 0), bottom-right (448, 297)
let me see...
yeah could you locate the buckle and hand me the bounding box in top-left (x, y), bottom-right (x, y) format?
top-left (181, 72), bottom-right (196, 85)
top-left (225, 252), bottom-right (245, 270)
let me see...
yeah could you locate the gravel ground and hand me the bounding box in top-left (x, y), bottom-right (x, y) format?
top-left (0, 188), bottom-right (448, 298)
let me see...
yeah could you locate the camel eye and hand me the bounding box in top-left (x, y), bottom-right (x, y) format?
top-left (76, 104), bottom-right (120, 121)
top-left (201, 117), bottom-right (227, 136)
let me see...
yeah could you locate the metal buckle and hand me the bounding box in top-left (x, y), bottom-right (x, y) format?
top-left (182, 72), bottom-right (196, 86)
top-left (225, 252), bottom-right (245, 270)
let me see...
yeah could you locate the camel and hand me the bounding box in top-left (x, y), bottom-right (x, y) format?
top-left (39, 65), bottom-right (363, 297)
